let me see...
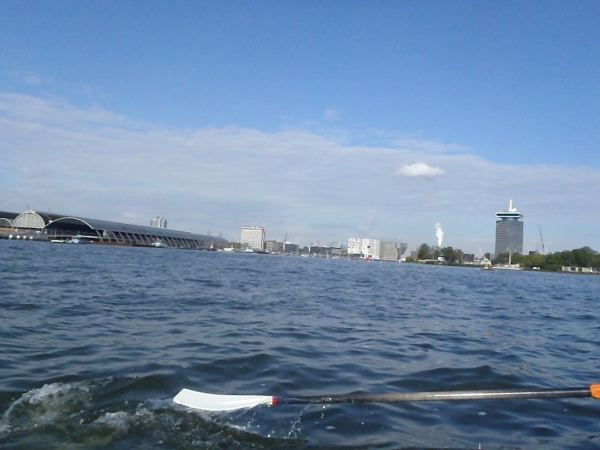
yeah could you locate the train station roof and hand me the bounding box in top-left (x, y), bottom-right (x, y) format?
top-left (0, 209), bottom-right (228, 244)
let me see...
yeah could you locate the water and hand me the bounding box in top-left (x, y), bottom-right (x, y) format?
top-left (1, 240), bottom-right (599, 449)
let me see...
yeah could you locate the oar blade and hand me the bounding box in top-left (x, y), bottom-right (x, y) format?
top-left (174, 388), bottom-right (273, 411)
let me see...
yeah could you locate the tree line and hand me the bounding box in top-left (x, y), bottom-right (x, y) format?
top-left (409, 244), bottom-right (600, 271)
top-left (493, 246), bottom-right (600, 271)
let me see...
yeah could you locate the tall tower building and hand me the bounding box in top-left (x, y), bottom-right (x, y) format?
top-left (495, 200), bottom-right (524, 255)
top-left (240, 226), bottom-right (265, 250)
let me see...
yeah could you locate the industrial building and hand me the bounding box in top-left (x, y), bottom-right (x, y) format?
top-left (0, 209), bottom-right (228, 250)
top-left (494, 200), bottom-right (524, 255)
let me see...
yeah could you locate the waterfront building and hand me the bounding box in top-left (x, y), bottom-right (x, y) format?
top-left (331, 245), bottom-right (347, 257)
top-left (495, 199), bottom-right (524, 255)
top-left (347, 238), bottom-right (362, 256)
top-left (0, 209), bottom-right (227, 249)
top-left (265, 240), bottom-right (283, 254)
top-left (150, 216), bottom-right (168, 228)
top-left (380, 241), bottom-right (399, 261)
top-left (361, 239), bottom-right (381, 259)
top-left (283, 242), bottom-right (299, 254)
top-left (308, 245), bottom-right (330, 257)
top-left (348, 238), bottom-right (397, 260)
top-left (462, 253), bottom-right (475, 264)
top-left (240, 226), bottom-right (265, 250)
top-left (330, 242), bottom-right (347, 257)
top-left (347, 238), bottom-right (381, 259)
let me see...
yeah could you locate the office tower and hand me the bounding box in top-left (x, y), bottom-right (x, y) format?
top-left (495, 200), bottom-right (524, 255)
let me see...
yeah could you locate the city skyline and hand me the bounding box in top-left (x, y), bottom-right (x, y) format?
top-left (1, 2), bottom-right (599, 254)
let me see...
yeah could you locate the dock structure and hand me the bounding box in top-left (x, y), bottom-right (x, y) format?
top-left (0, 209), bottom-right (228, 250)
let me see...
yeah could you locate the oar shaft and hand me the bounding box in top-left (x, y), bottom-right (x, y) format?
top-left (275, 387), bottom-right (593, 405)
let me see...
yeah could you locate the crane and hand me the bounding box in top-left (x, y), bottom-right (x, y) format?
top-left (283, 232), bottom-right (288, 254)
top-left (538, 225), bottom-right (546, 254)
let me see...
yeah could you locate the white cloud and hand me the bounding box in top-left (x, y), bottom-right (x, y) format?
top-left (0, 93), bottom-right (599, 253)
top-left (20, 74), bottom-right (54, 86)
top-left (323, 108), bottom-right (340, 120)
top-left (12, 71), bottom-right (55, 86)
top-left (396, 162), bottom-right (445, 177)
top-left (394, 138), bottom-right (466, 154)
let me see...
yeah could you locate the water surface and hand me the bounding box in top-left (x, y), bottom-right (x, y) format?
top-left (1, 241), bottom-right (599, 449)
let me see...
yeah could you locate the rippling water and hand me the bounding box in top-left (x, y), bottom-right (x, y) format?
top-left (1, 240), bottom-right (599, 449)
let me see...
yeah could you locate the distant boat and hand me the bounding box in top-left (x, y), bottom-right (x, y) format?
top-left (68, 235), bottom-right (86, 244)
top-left (50, 239), bottom-right (65, 244)
top-left (152, 240), bottom-right (167, 248)
top-left (494, 251), bottom-right (522, 271)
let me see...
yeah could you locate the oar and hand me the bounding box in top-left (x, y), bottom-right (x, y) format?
top-left (174, 384), bottom-right (600, 411)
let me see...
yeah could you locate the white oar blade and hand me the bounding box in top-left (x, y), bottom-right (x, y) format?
top-left (174, 388), bottom-right (273, 411)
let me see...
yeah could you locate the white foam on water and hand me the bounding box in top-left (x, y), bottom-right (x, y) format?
top-left (93, 411), bottom-right (130, 432)
top-left (0, 381), bottom-right (94, 434)
top-left (27, 382), bottom-right (88, 404)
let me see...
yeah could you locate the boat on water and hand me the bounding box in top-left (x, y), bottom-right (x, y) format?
top-left (478, 251), bottom-right (493, 270)
top-left (494, 251), bottom-right (522, 271)
top-left (152, 240), bottom-right (167, 248)
top-left (68, 235), bottom-right (87, 244)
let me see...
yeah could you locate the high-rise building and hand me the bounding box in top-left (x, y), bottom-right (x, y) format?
top-left (240, 226), bottom-right (265, 250)
top-left (150, 216), bottom-right (167, 228)
top-left (495, 200), bottom-right (524, 255)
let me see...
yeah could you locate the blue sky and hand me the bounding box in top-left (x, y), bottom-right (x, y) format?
top-left (1, 1), bottom-right (599, 253)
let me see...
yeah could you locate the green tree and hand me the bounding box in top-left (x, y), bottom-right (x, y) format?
top-left (493, 252), bottom-right (509, 264)
top-left (572, 247), bottom-right (596, 267)
top-left (523, 253), bottom-right (546, 270)
top-left (417, 243), bottom-right (432, 260)
top-left (441, 246), bottom-right (456, 264)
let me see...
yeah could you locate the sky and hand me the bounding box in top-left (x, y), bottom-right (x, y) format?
top-left (1, 0), bottom-right (599, 254)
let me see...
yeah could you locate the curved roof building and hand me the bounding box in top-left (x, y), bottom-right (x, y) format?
top-left (0, 209), bottom-right (228, 249)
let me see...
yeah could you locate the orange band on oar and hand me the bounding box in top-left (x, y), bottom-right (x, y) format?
top-left (591, 385), bottom-right (600, 399)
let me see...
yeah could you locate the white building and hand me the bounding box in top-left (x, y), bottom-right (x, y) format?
top-left (150, 216), bottom-right (168, 228)
top-left (348, 238), bottom-right (383, 260)
top-left (361, 238), bottom-right (381, 260)
top-left (241, 226), bottom-right (265, 250)
top-left (348, 238), bottom-right (362, 255)
top-left (347, 238), bottom-right (401, 261)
